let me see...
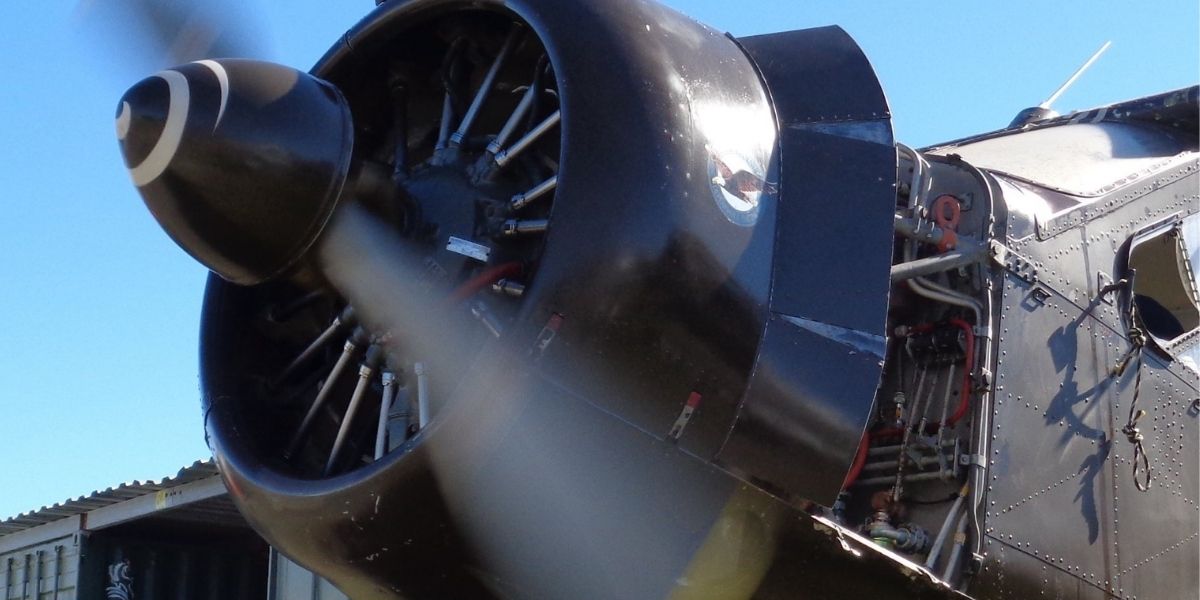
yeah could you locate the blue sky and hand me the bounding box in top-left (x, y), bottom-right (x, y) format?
top-left (0, 0), bottom-right (1195, 519)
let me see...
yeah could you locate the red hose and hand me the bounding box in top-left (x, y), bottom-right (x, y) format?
top-left (842, 432), bottom-right (870, 489)
top-left (842, 427), bottom-right (905, 489)
top-left (842, 319), bottom-right (976, 490)
top-left (945, 318), bottom-right (975, 426)
top-left (450, 262), bottom-right (522, 303)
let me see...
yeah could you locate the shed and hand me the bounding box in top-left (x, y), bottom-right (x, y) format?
top-left (1, 460), bottom-right (348, 600)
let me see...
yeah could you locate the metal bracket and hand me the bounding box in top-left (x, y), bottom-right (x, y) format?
top-left (990, 241), bottom-right (1038, 284)
top-left (959, 453), bottom-right (987, 468)
top-left (1096, 272), bottom-right (1117, 305)
top-left (1029, 286), bottom-right (1052, 306)
top-left (967, 553), bottom-right (985, 574)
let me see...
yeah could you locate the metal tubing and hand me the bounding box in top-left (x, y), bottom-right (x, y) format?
top-left (917, 374), bottom-right (938, 434)
top-left (390, 85), bottom-right (408, 179)
top-left (434, 38), bottom-right (464, 152)
top-left (893, 367), bottom-right (928, 500)
top-left (862, 455), bottom-right (946, 472)
top-left (326, 347), bottom-right (382, 475)
top-left (942, 510), bottom-right (971, 582)
top-left (487, 84), bottom-right (538, 155)
top-left (936, 364), bottom-right (957, 445)
top-left (435, 92), bottom-right (454, 150)
top-left (494, 110), bottom-right (560, 169)
top-left (451, 26), bottom-right (523, 146)
top-left (908, 278), bottom-right (984, 326)
top-left (492, 279), bottom-right (526, 298)
top-left (855, 470), bottom-right (954, 487)
top-left (470, 301), bottom-right (504, 338)
top-left (962, 160), bottom-right (997, 559)
top-left (375, 371), bottom-right (397, 460)
top-left (415, 362), bottom-right (430, 429)
top-left (926, 488), bottom-right (966, 570)
top-left (867, 439), bottom-right (957, 457)
top-left (501, 218), bottom-right (549, 237)
top-left (891, 243), bottom-right (987, 282)
top-left (893, 214), bottom-right (949, 246)
top-left (285, 337), bottom-right (361, 458)
top-left (897, 143), bottom-right (932, 218)
top-left (509, 175), bottom-right (557, 211)
top-left (272, 308), bottom-right (355, 388)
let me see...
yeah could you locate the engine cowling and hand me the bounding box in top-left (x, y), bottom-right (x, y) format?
top-left (117, 0), bottom-right (898, 596)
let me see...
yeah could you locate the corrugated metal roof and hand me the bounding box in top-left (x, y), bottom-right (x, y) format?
top-left (0, 459), bottom-right (221, 537)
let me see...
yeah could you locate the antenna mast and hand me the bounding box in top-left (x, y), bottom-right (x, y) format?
top-left (1040, 41), bottom-right (1112, 109)
top-left (1008, 41), bottom-right (1112, 128)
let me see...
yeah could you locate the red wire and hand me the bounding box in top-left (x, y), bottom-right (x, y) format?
top-left (842, 432), bottom-right (870, 489)
top-left (449, 262), bottom-right (522, 303)
top-left (841, 319), bottom-right (976, 490)
top-left (945, 318), bottom-right (975, 426)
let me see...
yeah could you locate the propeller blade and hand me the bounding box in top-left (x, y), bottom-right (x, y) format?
top-left (75, 0), bottom-right (268, 77)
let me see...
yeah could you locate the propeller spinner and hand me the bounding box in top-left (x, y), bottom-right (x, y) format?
top-left (116, 59), bottom-right (354, 285)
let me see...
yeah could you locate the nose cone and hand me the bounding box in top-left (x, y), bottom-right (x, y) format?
top-left (115, 74), bottom-right (174, 183)
top-left (116, 59), bottom-right (355, 285)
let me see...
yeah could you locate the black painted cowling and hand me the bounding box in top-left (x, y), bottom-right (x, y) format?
top-left (121, 0), bottom-right (898, 597)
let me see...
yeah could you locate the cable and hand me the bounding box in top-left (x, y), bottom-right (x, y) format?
top-left (945, 318), bottom-right (976, 426)
top-left (450, 262), bottom-right (522, 303)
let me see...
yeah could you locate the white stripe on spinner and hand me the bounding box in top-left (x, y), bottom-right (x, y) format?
top-left (130, 69), bottom-right (190, 187)
top-left (115, 101), bottom-right (131, 141)
top-left (195, 60), bottom-right (230, 129)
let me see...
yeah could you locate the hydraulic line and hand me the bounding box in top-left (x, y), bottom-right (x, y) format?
top-left (962, 159), bottom-right (998, 562)
top-left (936, 363), bottom-right (956, 447)
top-left (942, 510), bottom-right (971, 583)
top-left (895, 144), bottom-right (997, 572)
top-left (893, 368), bottom-right (931, 501)
top-left (925, 484), bottom-right (967, 570)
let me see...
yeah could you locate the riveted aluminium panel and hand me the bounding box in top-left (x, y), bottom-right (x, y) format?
top-left (975, 536), bottom-right (1112, 600)
top-left (986, 272), bottom-right (1119, 593)
top-left (1107, 349), bottom-right (1199, 600)
top-left (981, 160), bottom-right (1199, 600)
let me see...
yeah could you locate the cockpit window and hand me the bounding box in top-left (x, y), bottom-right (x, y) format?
top-left (1128, 215), bottom-right (1200, 357)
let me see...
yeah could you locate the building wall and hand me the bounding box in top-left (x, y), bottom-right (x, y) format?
top-left (0, 534), bottom-right (79, 600)
top-left (269, 549), bottom-right (349, 600)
